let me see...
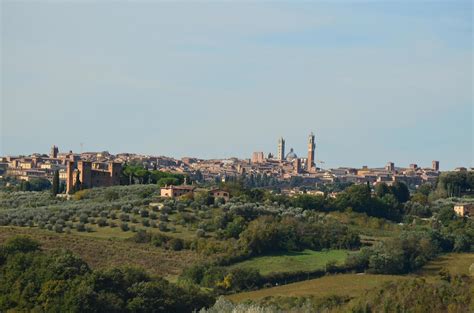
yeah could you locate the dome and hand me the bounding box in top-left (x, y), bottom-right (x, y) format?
top-left (285, 148), bottom-right (298, 161)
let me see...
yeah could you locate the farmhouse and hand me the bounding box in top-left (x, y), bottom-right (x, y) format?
top-left (160, 185), bottom-right (195, 198)
top-left (453, 203), bottom-right (474, 217)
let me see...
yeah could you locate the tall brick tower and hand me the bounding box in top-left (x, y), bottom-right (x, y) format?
top-left (307, 132), bottom-right (315, 172)
top-left (277, 137), bottom-right (285, 161)
top-left (108, 162), bottom-right (122, 186)
top-left (77, 161), bottom-right (92, 189)
top-left (66, 160), bottom-right (75, 194)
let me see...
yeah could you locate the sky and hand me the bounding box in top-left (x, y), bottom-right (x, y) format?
top-left (1, 1), bottom-right (472, 170)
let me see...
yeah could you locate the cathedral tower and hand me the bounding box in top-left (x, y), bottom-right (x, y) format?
top-left (307, 132), bottom-right (315, 171)
top-left (277, 137), bottom-right (285, 161)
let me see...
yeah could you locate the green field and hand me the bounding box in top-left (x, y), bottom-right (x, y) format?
top-left (227, 252), bottom-right (474, 303)
top-left (229, 249), bottom-right (349, 276)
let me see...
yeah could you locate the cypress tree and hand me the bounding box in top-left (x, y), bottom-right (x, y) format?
top-left (51, 170), bottom-right (60, 196)
top-left (73, 171), bottom-right (82, 193)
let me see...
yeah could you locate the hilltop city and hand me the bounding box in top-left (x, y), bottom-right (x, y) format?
top-left (1, 132), bottom-right (470, 197)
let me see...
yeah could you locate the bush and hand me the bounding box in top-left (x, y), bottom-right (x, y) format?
top-left (168, 238), bottom-right (184, 251)
top-left (3, 236), bottom-right (40, 253)
top-left (120, 214), bottom-right (130, 222)
top-left (97, 218), bottom-right (108, 227)
top-left (196, 229), bottom-right (206, 238)
top-left (53, 224), bottom-right (63, 233)
top-left (120, 223), bottom-right (129, 232)
top-left (158, 222), bottom-right (168, 232)
top-left (121, 204), bottom-right (132, 213)
top-left (76, 223), bottom-right (86, 232)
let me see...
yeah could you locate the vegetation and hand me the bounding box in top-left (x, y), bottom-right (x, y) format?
top-left (0, 173), bottom-right (473, 312)
top-left (229, 250), bottom-right (348, 276)
top-left (0, 236), bottom-right (213, 312)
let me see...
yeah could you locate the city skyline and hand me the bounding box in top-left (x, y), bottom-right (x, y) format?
top-left (1, 1), bottom-right (472, 169)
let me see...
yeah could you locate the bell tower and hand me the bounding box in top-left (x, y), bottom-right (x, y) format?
top-left (307, 132), bottom-right (315, 172)
top-left (277, 137), bottom-right (285, 161)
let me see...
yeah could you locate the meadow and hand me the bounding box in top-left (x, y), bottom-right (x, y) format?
top-left (229, 249), bottom-right (349, 276)
top-left (227, 252), bottom-right (474, 303)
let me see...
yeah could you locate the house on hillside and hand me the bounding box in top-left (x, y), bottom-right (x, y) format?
top-left (453, 203), bottom-right (474, 217)
top-left (160, 185), bottom-right (195, 198)
top-left (209, 188), bottom-right (230, 202)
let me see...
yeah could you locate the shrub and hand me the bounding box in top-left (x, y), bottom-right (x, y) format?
top-left (121, 204), bottom-right (132, 213)
top-left (53, 224), bottom-right (63, 233)
top-left (196, 229), bottom-right (206, 238)
top-left (168, 238), bottom-right (184, 251)
top-left (76, 223), bottom-right (86, 232)
top-left (158, 222), bottom-right (168, 232)
top-left (97, 218), bottom-right (108, 227)
top-left (120, 223), bottom-right (129, 232)
top-left (120, 214), bottom-right (130, 222)
top-left (3, 236), bottom-right (40, 253)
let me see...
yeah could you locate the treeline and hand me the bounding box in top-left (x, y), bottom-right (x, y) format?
top-left (0, 236), bottom-right (213, 313)
top-left (434, 170), bottom-right (474, 198)
top-left (121, 163), bottom-right (186, 186)
top-left (234, 182), bottom-right (409, 221)
top-left (0, 177), bottom-right (53, 192)
top-left (346, 216), bottom-right (473, 274)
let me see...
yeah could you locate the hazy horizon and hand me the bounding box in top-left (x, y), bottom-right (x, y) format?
top-left (1, 1), bottom-right (472, 170)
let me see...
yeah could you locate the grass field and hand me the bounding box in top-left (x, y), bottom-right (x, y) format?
top-left (227, 252), bottom-right (474, 303)
top-left (229, 250), bottom-right (349, 276)
top-left (0, 226), bottom-right (204, 279)
top-left (417, 253), bottom-right (474, 277)
top-left (227, 273), bottom-right (408, 302)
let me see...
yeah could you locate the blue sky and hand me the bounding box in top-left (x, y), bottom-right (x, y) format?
top-left (1, 1), bottom-right (472, 170)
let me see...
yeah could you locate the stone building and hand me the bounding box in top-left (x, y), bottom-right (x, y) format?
top-left (251, 152), bottom-right (265, 164)
top-left (160, 185), bottom-right (195, 198)
top-left (454, 203), bottom-right (473, 217)
top-left (66, 160), bottom-right (121, 194)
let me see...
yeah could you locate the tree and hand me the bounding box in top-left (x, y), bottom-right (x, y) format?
top-left (375, 183), bottom-right (390, 198)
top-left (72, 172), bottom-right (81, 194)
top-left (390, 182), bottom-right (410, 203)
top-left (51, 170), bottom-right (60, 196)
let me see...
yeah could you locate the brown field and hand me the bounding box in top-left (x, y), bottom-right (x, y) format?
top-left (417, 252), bottom-right (474, 277)
top-left (0, 226), bottom-right (204, 279)
top-left (227, 273), bottom-right (408, 302)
